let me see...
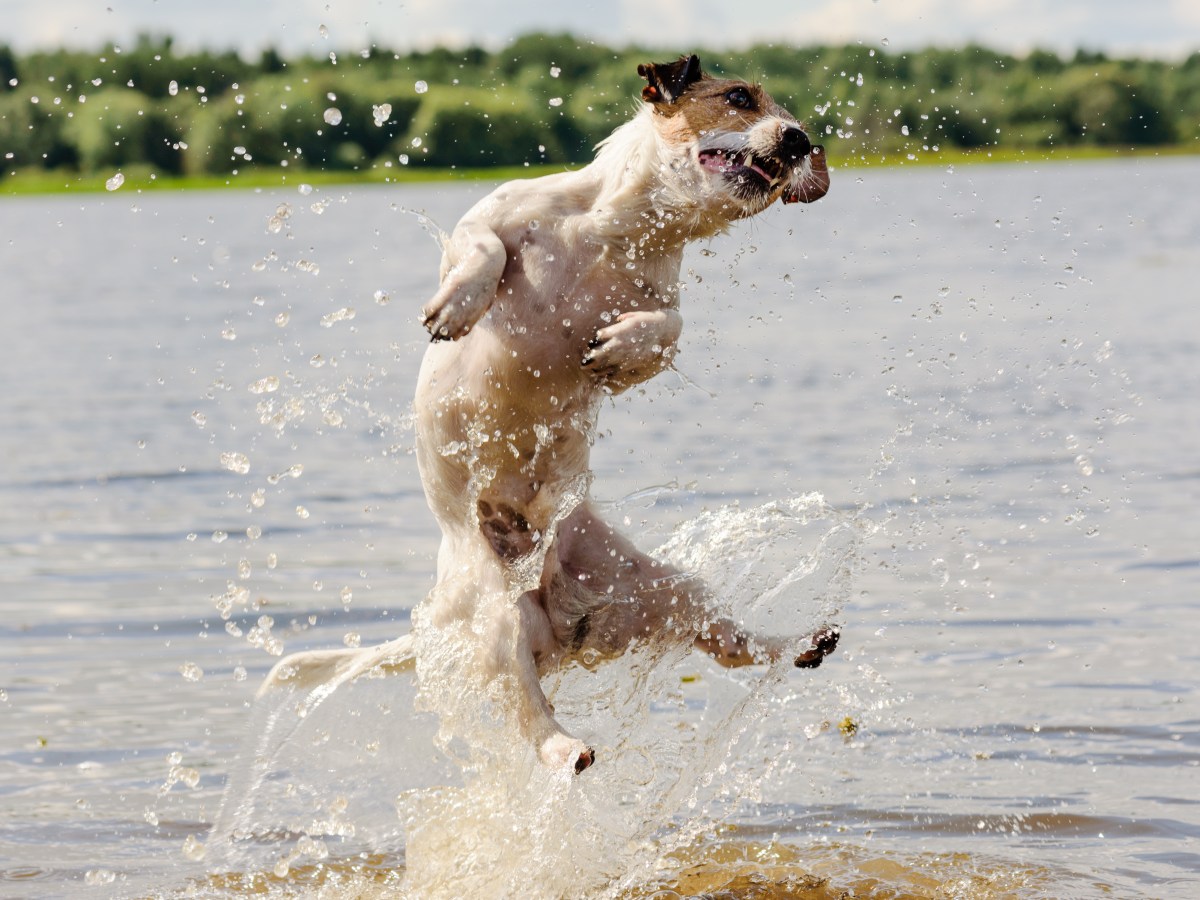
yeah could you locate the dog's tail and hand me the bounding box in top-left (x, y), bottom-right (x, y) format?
top-left (257, 633), bottom-right (416, 699)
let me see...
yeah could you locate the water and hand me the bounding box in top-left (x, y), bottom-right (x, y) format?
top-left (1, 156), bottom-right (1198, 898)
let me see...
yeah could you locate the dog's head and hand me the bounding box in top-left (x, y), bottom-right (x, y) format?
top-left (637, 55), bottom-right (829, 216)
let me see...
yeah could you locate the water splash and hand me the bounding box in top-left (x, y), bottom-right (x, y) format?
top-left (208, 494), bottom-right (867, 897)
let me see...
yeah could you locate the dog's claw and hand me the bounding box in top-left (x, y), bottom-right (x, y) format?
top-left (794, 627), bottom-right (840, 669)
top-left (574, 748), bottom-right (596, 774)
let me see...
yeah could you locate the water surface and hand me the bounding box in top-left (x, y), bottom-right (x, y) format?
top-left (1, 157), bottom-right (1197, 898)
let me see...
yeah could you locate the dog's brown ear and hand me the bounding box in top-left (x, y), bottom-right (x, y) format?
top-left (637, 54), bottom-right (703, 104)
top-left (783, 145), bottom-right (831, 204)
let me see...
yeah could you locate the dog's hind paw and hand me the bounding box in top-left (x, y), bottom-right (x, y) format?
top-left (540, 733), bottom-right (596, 774)
top-left (794, 627), bottom-right (840, 669)
top-left (574, 747), bottom-right (596, 774)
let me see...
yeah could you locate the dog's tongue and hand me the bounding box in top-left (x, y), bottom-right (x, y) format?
top-left (747, 160), bottom-right (772, 182)
top-left (699, 150), bottom-right (772, 182)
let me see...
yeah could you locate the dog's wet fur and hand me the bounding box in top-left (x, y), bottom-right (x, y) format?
top-left (263, 56), bottom-right (835, 774)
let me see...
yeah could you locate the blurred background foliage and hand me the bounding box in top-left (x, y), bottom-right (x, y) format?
top-left (0, 32), bottom-right (1196, 183)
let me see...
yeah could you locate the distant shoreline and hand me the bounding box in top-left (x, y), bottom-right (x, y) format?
top-left (2, 144), bottom-right (1195, 197)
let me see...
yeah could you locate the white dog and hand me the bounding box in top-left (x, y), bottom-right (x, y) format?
top-left (262, 55), bottom-right (835, 774)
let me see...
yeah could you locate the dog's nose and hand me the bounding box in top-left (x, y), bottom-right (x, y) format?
top-left (781, 125), bottom-right (812, 162)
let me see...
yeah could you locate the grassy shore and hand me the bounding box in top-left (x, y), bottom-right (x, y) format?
top-left (2, 143), bottom-right (1195, 197)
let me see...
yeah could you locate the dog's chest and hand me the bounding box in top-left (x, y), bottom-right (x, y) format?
top-left (497, 224), bottom-right (676, 327)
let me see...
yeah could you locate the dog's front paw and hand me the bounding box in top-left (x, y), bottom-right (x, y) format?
top-left (422, 285), bottom-right (492, 341)
top-left (582, 309), bottom-right (681, 388)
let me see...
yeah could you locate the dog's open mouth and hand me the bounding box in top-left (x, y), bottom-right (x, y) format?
top-left (698, 148), bottom-right (781, 189)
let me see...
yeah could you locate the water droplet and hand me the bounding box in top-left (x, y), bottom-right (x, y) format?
top-left (219, 451), bottom-right (250, 474)
top-left (1075, 454), bottom-right (1094, 477)
top-left (105, 172), bottom-right (124, 191)
top-left (320, 307), bottom-right (355, 327)
top-left (373, 289), bottom-right (390, 305)
top-left (85, 869), bottom-right (116, 886)
top-left (248, 376), bottom-right (280, 394)
top-left (178, 662), bottom-right (204, 682)
top-left (372, 102), bottom-right (392, 126)
top-left (548, 97), bottom-right (563, 107)
top-left (343, 632), bottom-right (362, 648)
top-left (340, 586), bottom-right (353, 605)
top-left (167, 80), bottom-right (179, 96)
top-left (296, 505), bottom-right (310, 519)
top-left (414, 80), bottom-right (428, 94)
top-left (323, 107), bottom-right (342, 126)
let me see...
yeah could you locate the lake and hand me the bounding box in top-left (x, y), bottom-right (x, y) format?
top-left (1, 156), bottom-right (1198, 898)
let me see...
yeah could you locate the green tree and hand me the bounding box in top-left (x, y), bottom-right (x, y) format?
top-left (62, 87), bottom-right (186, 173)
top-left (404, 87), bottom-right (568, 167)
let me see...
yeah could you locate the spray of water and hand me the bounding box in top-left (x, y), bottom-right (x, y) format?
top-left (205, 492), bottom-right (868, 898)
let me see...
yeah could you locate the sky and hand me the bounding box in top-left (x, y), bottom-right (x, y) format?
top-left (2, 0), bottom-right (1197, 60)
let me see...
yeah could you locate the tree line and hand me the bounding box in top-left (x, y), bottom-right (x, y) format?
top-left (1, 33), bottom-right (1197, 183)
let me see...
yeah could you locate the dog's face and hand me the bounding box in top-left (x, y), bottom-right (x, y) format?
top-left (638, 55), bottom-right (829, 216)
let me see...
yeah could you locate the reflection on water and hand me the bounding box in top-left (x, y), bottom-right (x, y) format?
top-left (2, 157), bottom-right (1199, 898)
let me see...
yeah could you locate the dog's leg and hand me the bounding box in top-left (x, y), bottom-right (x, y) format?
top-left (460, 583), bottom-right (595, 773)
top-left (422, 552), bottom-right (596, 774)
top-left (504, 593), bottom-right (595, 772)
top-left (422, 216), bottom-right (506, 341)
top-left (555, 505), bottom-right (839, 670)
top-left (694, 619), bottom-right (840, 669)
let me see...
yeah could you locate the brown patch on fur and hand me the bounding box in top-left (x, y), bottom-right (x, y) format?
top-left (647, 75), bottom-right (801, 148)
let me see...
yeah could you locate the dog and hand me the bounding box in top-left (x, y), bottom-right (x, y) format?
top-left (261, 55), bottom-right (835, 775)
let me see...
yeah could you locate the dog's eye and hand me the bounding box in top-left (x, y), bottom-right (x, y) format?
top-left (725, 87), bottom-right (754, 110)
